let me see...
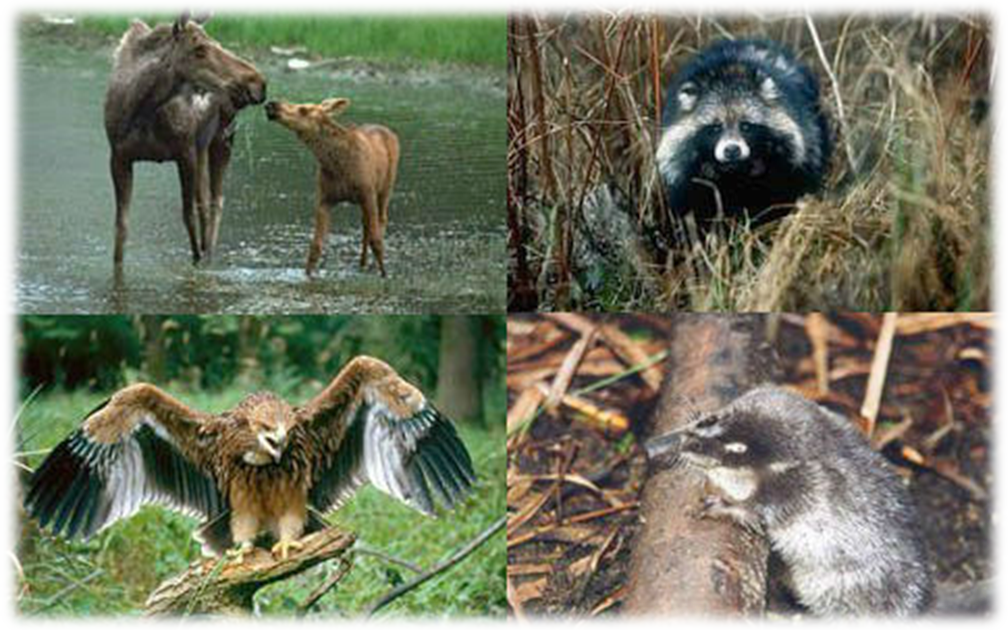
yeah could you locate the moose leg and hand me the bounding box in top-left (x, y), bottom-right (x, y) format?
top-left (207, 132), bottom-right (233, 256)
top-left (363, 193), bottom-right (387, 277)
top-left (376, 185), bottom-right (392, 236)
top-left (111, 155), bottom-right (134, 267)
top-left (359, 216), bottom-right (369, 268)
top-left (380, 156), bottom-right (398, 233)
top-left (306, 199), bottom-right (331, 277)
top-left (176, 154), bottom-right (202, 265)
top-left (195, 147), bottom-right (211, 258)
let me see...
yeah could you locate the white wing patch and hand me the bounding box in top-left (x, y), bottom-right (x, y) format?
top-left (313, 397), bottom-right (474, 518)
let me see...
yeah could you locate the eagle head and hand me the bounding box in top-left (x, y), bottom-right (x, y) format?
top-left (237, 393), bottom-right (293, 466)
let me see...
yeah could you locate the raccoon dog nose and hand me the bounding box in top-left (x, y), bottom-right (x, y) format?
top-left (715, 136), bottom-right (751, 163)
top-left (644, 431), bottom-right (683, 467)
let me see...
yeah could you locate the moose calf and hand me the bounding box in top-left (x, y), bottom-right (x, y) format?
top-left (265, 98), bottom-right (400, 277)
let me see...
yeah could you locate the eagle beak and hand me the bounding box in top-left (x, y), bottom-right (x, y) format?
top-left (258, 428), bottom-right (287, 462)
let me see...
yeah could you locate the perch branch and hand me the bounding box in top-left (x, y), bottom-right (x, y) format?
top-left (144, 526), bottom-right (356, 616)
top-left (364, 517), bottom-right (506, 617)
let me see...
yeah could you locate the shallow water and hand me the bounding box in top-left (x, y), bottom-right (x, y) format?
top-left (17, 34), bottom-right (506, 314)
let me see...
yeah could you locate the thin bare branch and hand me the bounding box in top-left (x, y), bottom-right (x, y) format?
top-left (365, 517), bottom-right (506, 617)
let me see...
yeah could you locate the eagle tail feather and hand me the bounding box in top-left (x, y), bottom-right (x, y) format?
top-left (193, 509), bottom-right (233, 556)
top-left (304, 508), bottom-right (330, 535)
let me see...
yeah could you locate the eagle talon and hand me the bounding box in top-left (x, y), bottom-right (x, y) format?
top-left (271, 539), bottom-right (304, 560)
top-left (226, 541), bottom-right (255, 565)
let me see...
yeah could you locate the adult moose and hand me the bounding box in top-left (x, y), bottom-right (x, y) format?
top-left (104, 12), bottom-right (266, 267)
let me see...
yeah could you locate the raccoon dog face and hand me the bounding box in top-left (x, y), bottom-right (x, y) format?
top-left (675, 410), bottom-right (794, 471)
top-left (656, 40), bottom-right (830, 225)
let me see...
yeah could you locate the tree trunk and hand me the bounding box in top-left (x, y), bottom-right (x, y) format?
top-left (140, 315), bottom-right (166, 383)
top-left (235, 317), bottom-right (265, 385)
top-left (436, 316), bottom-right (483, 424)
top-left (624, 314), bottom-right (780, 616)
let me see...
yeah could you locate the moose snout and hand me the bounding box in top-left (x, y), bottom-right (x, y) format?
top-left (249, 79), bottom-right (267, 105)
top-left (244, 76), bottom-right (267, 106)
top-left (264, 100), bottom-right (279, 120)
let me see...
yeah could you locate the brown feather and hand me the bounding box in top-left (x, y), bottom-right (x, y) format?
top-left (25, 356), bottom-right (473, 558)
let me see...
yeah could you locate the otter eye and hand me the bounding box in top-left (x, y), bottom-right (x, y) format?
top-left (695, 416), bottom-right (718, 430)
top-left (725, 442), bottom-right (748, 454)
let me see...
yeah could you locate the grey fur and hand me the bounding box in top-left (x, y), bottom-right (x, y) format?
top-left (663, 386), bottom-right (933, 616)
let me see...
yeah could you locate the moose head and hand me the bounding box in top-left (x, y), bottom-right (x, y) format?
top-left (168, 12), bottom-right (266, 111)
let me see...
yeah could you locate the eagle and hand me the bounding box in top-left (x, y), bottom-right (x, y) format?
top-left (23, 356), bottom-right (475, 562)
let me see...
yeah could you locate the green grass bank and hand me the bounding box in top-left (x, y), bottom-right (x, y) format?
top-left (72, 13), bottom-right (505, 68)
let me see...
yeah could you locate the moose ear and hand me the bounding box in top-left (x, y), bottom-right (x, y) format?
top-left (321, 98), bottom-right (351, 117)
top-left (173, 11), bottom-right (190, 37)
top-left (192, 11), bottom-right (212, 25)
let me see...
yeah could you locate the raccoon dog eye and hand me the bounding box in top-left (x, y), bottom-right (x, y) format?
top-left (739, 121), bottom-right (754, 134)
top-left (695, 415), bottom-right (718, 430)
top-left (725, 442), bottom-right (748, 454)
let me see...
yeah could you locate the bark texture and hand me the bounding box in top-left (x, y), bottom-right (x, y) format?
top-left (624, 314), bottom-right (780, 616)
top-left (144, 527), bottom-right (355, 616)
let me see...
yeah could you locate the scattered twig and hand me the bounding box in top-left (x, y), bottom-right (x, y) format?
top-left (38, 569), bottom-right (104, 613)
top-left (507, 502), bottom-right (639, 549)
top-left (364, 517), bottom-right (506, 617)
top-left (861, 312), bottom-right (898, 437)
top-left (507, 573), bottom-right (527, 620)
top-left (353, 546), bottom-right (423, 575)
top-left (805, 14), bottom-right (858, 175)
top-left (545, 327), bottom-right (598, 411)
top-left (805, 313), bottom-right (831, 395)
top-left (296, 556), bottom-right (353, 617)
top-left (13, 551), bottom-right (28, 602)
top-left (507, 385), bottom-right (546, 436)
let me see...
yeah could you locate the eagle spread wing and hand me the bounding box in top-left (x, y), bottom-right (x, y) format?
top-left (298, 356), bottom-right (476, 517)
top-left (24, 384), bottom-right (224, 540)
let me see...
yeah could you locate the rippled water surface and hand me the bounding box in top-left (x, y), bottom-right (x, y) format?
top-left (18, 35), bottom-right (505, 313)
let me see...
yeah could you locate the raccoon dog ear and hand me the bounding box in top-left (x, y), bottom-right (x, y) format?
top-left (678, 82), bottom-right (699, 112)
top-left (759, 76), bottom-right (780, 103)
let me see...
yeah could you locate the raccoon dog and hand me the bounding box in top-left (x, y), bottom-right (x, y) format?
top-left (656, 39), bottom-right (831, 232)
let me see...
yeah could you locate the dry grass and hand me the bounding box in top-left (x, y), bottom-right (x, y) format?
top-left (507, 13), bottom-right (991, 311)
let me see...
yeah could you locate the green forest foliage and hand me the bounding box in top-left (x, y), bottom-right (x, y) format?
top-left (19, 315), bottom-right (504, 404)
